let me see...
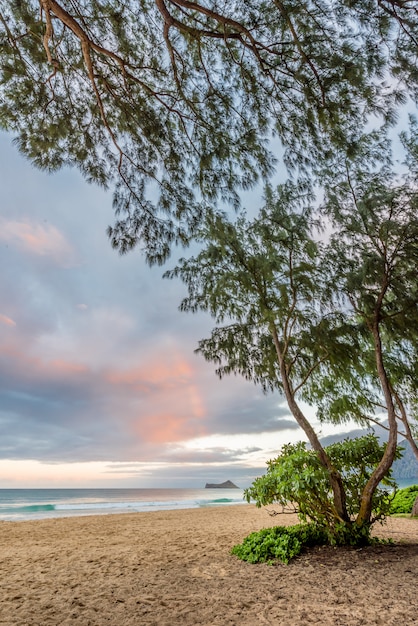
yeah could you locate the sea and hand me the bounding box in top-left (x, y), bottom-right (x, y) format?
top-left (0, 488), bottom-right (246, 522)
top-left (1, 479), bottom-right (416, 523)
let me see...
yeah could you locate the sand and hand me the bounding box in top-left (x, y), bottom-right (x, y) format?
top-left (0, 505), bottom-right (417, 626)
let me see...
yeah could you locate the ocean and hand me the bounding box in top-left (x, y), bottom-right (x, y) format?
top-left (0, 488), bottom-right (246, 522)
top-left (2, 479), bottom-right (416, 523)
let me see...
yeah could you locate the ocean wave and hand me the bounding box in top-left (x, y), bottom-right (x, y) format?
top-left (0, 503), bottom-right (56, 514)
top-left (0, 489), bottom-right (246, 521)
top-left (199, 498), bottom-right (237, 505)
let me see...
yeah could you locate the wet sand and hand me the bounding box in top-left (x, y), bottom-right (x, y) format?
top-left (1, 505), bottom-right (417, 625)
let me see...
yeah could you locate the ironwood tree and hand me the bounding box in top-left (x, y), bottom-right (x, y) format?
top-left (165, 149), bottom-right (418, 540)
top-left (1, 0), bottom-right (417, 261)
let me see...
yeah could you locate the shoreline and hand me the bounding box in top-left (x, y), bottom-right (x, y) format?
top-left (0, 487), bottom-right (247, 522)
top-left (1, 505), bottom-right (417, 625)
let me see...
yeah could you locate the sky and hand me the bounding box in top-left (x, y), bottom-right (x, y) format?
top-left (0, 131), bottom-right (365, 489)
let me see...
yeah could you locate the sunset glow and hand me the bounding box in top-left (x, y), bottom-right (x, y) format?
top-left (0, 134), bottom-right (363, 488)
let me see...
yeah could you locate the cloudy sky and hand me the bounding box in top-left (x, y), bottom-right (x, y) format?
top-left (0, 131), bottom-right (360, 488)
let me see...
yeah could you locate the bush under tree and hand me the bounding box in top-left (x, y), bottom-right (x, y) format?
top-left (231, 435), bottom-right (399, 564)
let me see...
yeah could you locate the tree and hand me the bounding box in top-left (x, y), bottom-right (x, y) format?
top-left (165, 182), bottom-right (358, 536)
top-left (314, 144), bottom-right (418, 523)
top-left (319, 140), bottom-right (418, 444)
top-left (166, 161), bottom-right (418, 541)
top-left (0, 1), bottom-right (416, 261)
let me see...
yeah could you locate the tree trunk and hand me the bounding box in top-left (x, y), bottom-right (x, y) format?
top-left (270, 322), bottom-right (350, 523)
top-left (412, 496), bottom-right (418, 517)
top-left (393, 390), bottom-right (418, 463)
top-left (356, 324), bottom-right (398, 526)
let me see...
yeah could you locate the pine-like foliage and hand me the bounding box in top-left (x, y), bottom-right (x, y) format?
top-left (315, 137), bottom-right (418, 471)
top-left (165, 181), bottom-right (328, 396)
top-left (0, 1), bottom-right (416, 260)
top-left (166, 146), bottom-right (418, 530)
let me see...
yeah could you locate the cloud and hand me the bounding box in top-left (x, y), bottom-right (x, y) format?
top-left (0, 218), bottom-right (77, 267)
top-left (0, 132), bottom-right (321, 487)
top-left (0, 339), bottom-right (296, 465)
top-left (100, 460), bottom-right (267, 489)
top-left (162, 446), bottom-right (263, 464)
top-left (0, 314), bottom-right (16, 327)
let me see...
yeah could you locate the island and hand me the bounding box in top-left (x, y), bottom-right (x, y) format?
top-left (205, 480), bottom-right (239, 489)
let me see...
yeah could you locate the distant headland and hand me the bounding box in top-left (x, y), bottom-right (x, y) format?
top-left (205, 480), bottom-right (239, 489)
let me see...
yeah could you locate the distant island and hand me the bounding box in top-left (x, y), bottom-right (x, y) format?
top-left (205, 480), bottom-right (239, 489)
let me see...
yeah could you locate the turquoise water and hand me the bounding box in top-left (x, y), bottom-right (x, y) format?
top-left (0, 488), bottom-right (246, 522)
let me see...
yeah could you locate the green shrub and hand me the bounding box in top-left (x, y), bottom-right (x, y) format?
top-left (231, 523), bottom-right (328, 565)
top-left (390, 485), bottom-right (418, 515)
top-left (244, 435), bottom-right (398, 545)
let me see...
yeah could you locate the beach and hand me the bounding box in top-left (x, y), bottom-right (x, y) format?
top-left (1, 505), bottom-right (417, 626)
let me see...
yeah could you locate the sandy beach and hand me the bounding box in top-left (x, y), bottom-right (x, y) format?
top-left (1, 505), bottom-right (417, 625)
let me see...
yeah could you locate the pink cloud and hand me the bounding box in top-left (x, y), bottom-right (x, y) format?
top-left (104, 354), bottom-right (208, 443)
top-left (187, 385), bottom-right (206, 419)
top-left (105, 354), bottom-right (194, 390)
top-left (0, 218), bottom-right (77, 266)
top-left (0, 314), bottom-right (16, 327)
top-left (133, 410), bottom-right (207, 444)
top-left (0, 342), bottom-right (209, 450)
top-left (48, 359), bottom-right (89, 376)
top-left (0, 345), bottom-right (88, 381)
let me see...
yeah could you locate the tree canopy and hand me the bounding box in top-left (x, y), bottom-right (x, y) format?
top-left (318, 137), bottom-right (418, 467)
top-left (1, 1), bottom-right (417, 261)
top-left (166, 148), bottom-right (418, 537)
